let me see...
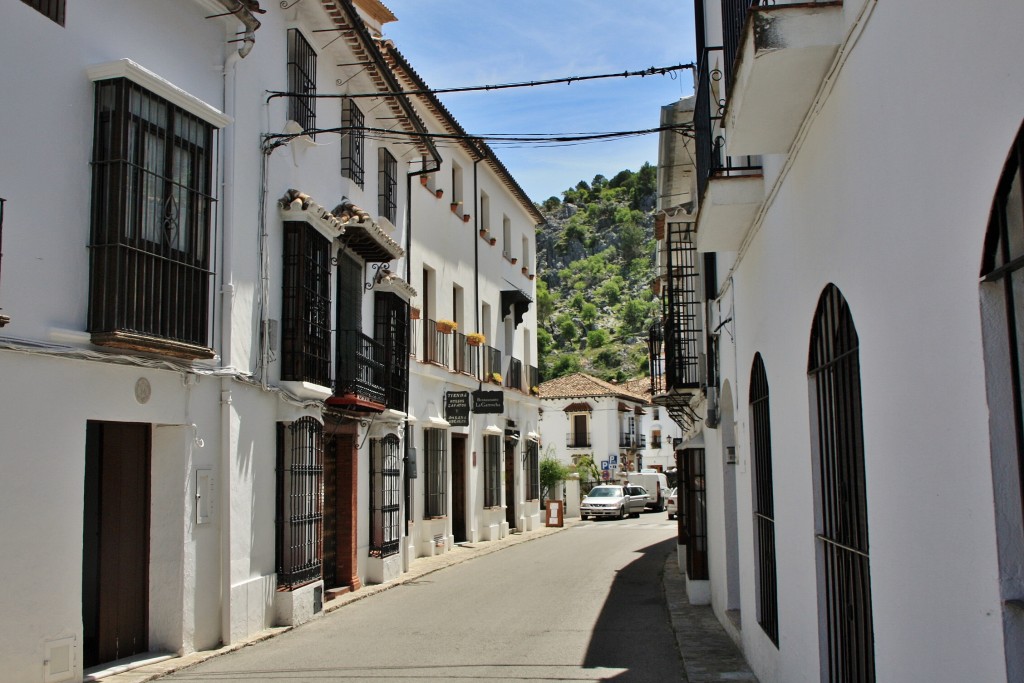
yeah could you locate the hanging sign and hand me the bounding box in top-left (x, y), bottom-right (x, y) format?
top-left (472, 390), bottom-right (504, 414)
top-left (444, 391), bottom-right (470, 426)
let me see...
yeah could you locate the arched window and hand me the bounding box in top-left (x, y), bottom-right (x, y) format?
top-left (749, 353), bottom-right (778, 646)
top-left (808, 285), bottom-right (874, 682)
top-left (979, 121), bottom-right (1024, 677)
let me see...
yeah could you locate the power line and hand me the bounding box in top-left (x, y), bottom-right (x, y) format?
top-left (262, 122), bottom-right (694, 152)
top-left (266, 62), bottom-right (695, 101)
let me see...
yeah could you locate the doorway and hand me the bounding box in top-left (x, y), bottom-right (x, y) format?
top-left (83, 421), bottom-right (151, 669)
top-left (505, 439), bottom-right (517, 530)
top-left (323, 430), bottom-right (359, 593)
top-left (452, 435), bottom-right (468, 542)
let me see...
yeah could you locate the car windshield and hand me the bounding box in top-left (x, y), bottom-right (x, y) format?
top-left (588, 487), bottom-right (622, 497)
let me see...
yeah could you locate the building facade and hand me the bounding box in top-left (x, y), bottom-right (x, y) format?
top-left (0, 1), bottom-right (539, 681)
top-left (651, 1), bottom-right (1024, 681)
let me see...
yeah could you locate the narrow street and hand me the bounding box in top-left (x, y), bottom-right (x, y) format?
top-left (160, 519), bottom-right (683, 682)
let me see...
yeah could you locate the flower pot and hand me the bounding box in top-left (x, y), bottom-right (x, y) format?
top-left (420, 175), bottom-right (429, 186)
top-left (435, 189), bottom-right (444, 199)
top-left (463, 214), bottom-right (471, 223)
top-left (435, 320), bottom-right (456, 334)
top-left (528, 274), bottom-right (535, 280)
top-left (479, 229), bottom-right (488, 238)
top-left (410, 307), bottom-right (421, 320)
top-left (489, 238), bottom-right (496, 246)
top-left (522, 267), bottom-right (529, 275)
top-left (510, 257), bottom-right (517, 265)
top-left (450, 203), bottom-right (460, 213)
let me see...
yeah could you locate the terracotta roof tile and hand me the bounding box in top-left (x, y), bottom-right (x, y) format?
top-left (538, 372), bottom-right (649, 403)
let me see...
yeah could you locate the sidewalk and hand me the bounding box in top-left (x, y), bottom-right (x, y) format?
top-left (90, 519), bottom-right (757, 683)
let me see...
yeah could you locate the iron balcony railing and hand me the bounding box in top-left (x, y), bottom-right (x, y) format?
top-left (694, 47), bottom-right (762, 204)
top-left (527, 365), bottom-right (540, 393)
top-left (566, 432), bottom-right (592, 448)
top-left (651, 437), bottom-right (663, 448)
top-left (335, 328), bottom-right (386, 406)
top-left (422, 318), bottom-right (451, 367)
top-left (722, 0), bottom-right (757, 92)
top-left (636, 433), bottom-right (647, 448)
top-left (453, 332), bottom-right (483, 377)
top-left (649, 221), bottom-right (704, 393)
top-left (484, 345), bottom-right (502, 381)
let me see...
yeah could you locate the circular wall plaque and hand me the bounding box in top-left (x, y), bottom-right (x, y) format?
top-left (135, 377), bottom-right (151, 404)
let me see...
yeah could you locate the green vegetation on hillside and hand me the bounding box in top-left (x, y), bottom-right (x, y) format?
top-left (535, 164), bottom-right (659, 383)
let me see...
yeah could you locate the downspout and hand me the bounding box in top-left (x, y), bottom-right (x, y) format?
top-left (473, 157), bottom-right (481, 332)
top-left (219, 45), bottom-right (242, 647)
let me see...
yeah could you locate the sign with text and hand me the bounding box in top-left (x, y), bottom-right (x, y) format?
top-left (472, 390), bottom-right (504, 414)
top-left (444, 391), bottom-right (470, 426)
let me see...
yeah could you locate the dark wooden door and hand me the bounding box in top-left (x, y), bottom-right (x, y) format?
top-left (451, 435), bottom-right (467, 542)
top-left (505, 440), bottom-right (516, 530)
top-left (322, 434), bottom-right (338, 589)
top-left (83, 421), bottom-right (150, 668)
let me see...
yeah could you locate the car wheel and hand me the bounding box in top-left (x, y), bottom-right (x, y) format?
top-left (618, 506), bottom-right (626, 520)
top-left (668, 513), bottom-right (675, 520)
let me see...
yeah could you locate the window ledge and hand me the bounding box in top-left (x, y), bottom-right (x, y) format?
top-left (91, 331), bottom-right (215, 360)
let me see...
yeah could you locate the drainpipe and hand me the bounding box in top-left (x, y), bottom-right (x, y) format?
top-left (473, 158), bottom-right (481, 332)
top-left (219, 46), bottom-right (241, 647)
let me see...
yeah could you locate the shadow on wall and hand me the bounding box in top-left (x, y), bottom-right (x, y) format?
top-left (582, 537), bottom-right (683, 679)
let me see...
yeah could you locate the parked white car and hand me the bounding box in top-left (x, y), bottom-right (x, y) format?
top-left (580, 485), bottom-right (648, 520)
top-left (627, 470), bottom-right (670, 511)
top-left (666, 487), bottom-right (678, 520)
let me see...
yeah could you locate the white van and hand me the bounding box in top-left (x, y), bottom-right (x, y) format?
top-left (626, 470), bottom-right (670, 511)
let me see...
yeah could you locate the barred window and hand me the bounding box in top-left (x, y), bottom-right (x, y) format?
top-left (287, 29), bottom-right (316, 136)
top-left (276, 417), bottom-right (324, 589)
top-left (525, 440), bottom-right (540, 501)
top-left (370, 435), bottom-right (401, 557)
top-left (483, 435), bottom-right (501, 508)
top-left (21, 0), bottom-right (64, 25)
top-left (378, 148), bottom-right (397, 223)
top-left (341, 98), bottom-right (364, 187)
top-left (88, 77), bottom-right (215, 357)
top-left (749, 353), bottom-right (779, 646)
top-left (424, 428), bottom-right (447, 518)
top-left (375, 292), bottom-right (409, 411)
top-left (809, 284), bottom-right (874, 682)
top-left (282, 221), bottom-right (331, 387)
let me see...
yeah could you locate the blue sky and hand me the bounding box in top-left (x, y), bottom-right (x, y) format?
top-left (381, 1), bottom-right (697, 203)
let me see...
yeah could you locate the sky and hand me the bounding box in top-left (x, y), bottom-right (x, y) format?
top-left (381, 1), bottom-right (697, 203)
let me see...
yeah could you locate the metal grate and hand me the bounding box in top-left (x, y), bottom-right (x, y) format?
top-left (370, 435), bottom-right (401, 557)
top-left (525, 441), bottom-right (540, 501)
top-left (682, 447), bottom-right (708, 580)
top-left (484, 345), bottom-right (502, 381)
top-left (21, 0), bottom-right (64, 25)
top-left (424, 428), bottom-right (447, 517)
top-left (335, 329), bottom-right (385, 405)
top-left (506, 357), bottom-right (523, 390)
top-left (276, 418), bottom-right (324, 589)
top-left (287, 29), bottom-right (316, 136)
top-left (663, 222), bottom-right (703, 388)
top-left (809, 285), bottom-right (874, 682)
top-left (282, 222), bottom-right (331, 386)
top-left (378, 148), bottom-right (397, 223)
top-left (340, 97), bottom-right (364, 186)
top-left (88, 78), bottom-right (215, 350)
top-left (722, 0), bottom-right (757, 92)
top-left (422, 319), bottom-right (451, 367)
top-left (374, 293), bottom-right (409, 411)
top-left (453, 332), bottom-right (482, 377)
top-left (483, 435), bottom-right (501, 507)
top-left (980, 120), bottom-right (1024, 554)
top-left (749, 353), bottom-right (779, 646)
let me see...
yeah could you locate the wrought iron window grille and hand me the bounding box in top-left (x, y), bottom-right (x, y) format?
top-left (276, 418), bottom-right (324, 589)
top-left (750, 353), bottom-right (779, 646)
top-left (809, 285), bottom-right (875, 682)
top-left (21, 0), bottom-right (64, 25)
top-left (282, 221), bottom-right (332, 386)
top-left (287, 29), bottom-right (317, 136)
top-left (525, 441), bottom-right (540, 501)
top-left (88, 78), bottom-right (216, 354)
top-left (378, 147), bottom-right (397, 223)
top-left (424, 428), bottom-right (447, 517)
top-left (483, 435), bottom-right (501, 508)
top-left (340, 97), bottom-right (364, 187)
top-left (370, 435), bottom-right (401, 557)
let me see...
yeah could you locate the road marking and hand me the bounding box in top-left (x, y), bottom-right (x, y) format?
top-left (576, 521), bottom-right (675, 529)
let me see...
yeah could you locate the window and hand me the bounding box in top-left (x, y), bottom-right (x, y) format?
top-left (480, 191), bottom-right (490, 233)
top-left (451, 162), bottom-right (464, 207)
top-left (484, 435), bottom-right (501, 507)
top-left (282, 221), bottom-right (331, 387)
top-left (809, 285), bottom-right (874, 682)
top-left (21, 0), bottom-right (64, 25)
top-left (89, 77), bottom-right (215, 357)
top-left (502, 215), bottom-right (512, 259)
top-left (287, 29), bottom-right (316, 135)
top-left (681, 447), bottom-right (708, 579)
top-left (568, 413), bottom-right (590, 448)
top-left (424, 428), bottom-right (447, 518)
top-left (276, 417), bottom-right (324, 589)
top-left (340, 97), bottom-right (364, 186)
top-left (378, 148), bottom-right (397, 223)
top-left (750, 353), bottom-right (779, 646)
top-left (374, 292), bottom-right (410, 410)
top-left (980, 121), bottom-right (1024, 669)
top-left (370, 435), bottom-right (401, 557)
top-left (525, 440), bottom-right (540, 501)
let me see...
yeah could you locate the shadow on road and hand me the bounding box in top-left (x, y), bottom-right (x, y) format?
top-left (582, 536), bottom-right (684, 681)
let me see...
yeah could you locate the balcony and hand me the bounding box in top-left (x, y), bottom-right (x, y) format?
top-left (651, 437), bottom-right (663, 449)
top-left (725, 1), bottom-right (844, 156)
top-left (328, 328), bottom-right (386, 411)
top-left (453, 332), bottom-right (482, 377)
top-left (566, 432), bottom-right (592, 448)
top-left (619, 433), bottom-right (648, 449)
top-left (506, 357), bottom-right (524, 391)
top-left (421, 318), bottom-right (451, 367)
top-left (694, 46), bottom-right (764, 253)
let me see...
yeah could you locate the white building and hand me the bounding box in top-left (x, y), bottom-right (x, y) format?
top-left (0, 1), bottom-right (540, 681)
top-left (652, 1), bottom-right (1024, 681)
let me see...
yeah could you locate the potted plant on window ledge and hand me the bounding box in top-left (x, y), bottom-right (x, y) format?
top-left (466, 332), bottom-right (486, 347)
top-left (435, 318), bottom-right (457, 334)
top-left (489, 371), bottom-right (503, 385)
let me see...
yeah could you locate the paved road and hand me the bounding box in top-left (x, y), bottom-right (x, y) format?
top-left (161, 517), bottom-right (683, 682)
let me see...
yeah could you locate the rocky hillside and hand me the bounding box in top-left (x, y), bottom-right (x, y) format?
top-left (535, 164), bottom-right (660, 383)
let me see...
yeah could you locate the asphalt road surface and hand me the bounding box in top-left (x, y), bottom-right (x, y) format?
top-left (161, 516), bottom-right (682, 682)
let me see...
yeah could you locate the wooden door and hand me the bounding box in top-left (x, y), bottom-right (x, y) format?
top-left (451, 435), bottom-right (467, 542)
top-left (83, 421), bottom-right (150, 668)
top-left (322, 434), bottom-right (338, 589)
